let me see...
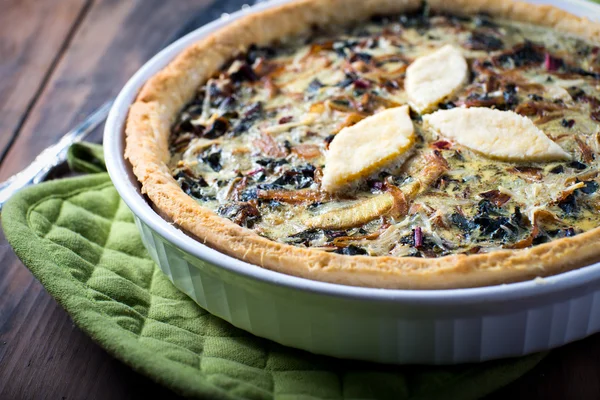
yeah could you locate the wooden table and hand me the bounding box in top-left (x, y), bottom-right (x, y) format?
top-left (1, 0), bottom-right (600, 398)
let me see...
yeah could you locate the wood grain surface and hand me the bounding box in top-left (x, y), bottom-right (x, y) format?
top-left (1, 0), bottom-right (600, 399)
top-left (0, 0), bottom-right (218, 398)
top-left (0, 0), bottom-right (91, 162)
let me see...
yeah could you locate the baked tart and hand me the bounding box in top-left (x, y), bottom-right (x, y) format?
top-left (126, 0), bottom-right (600, 289)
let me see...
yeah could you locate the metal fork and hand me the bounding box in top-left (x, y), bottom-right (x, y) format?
top-left (0, 101), bottom-right (113, 211)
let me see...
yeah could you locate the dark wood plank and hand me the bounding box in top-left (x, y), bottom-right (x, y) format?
top-left (0, 0), bottom-right (214, 180)
top-left (488, 334), bottom-right (600, 399)
top-left (0, 230), bottom-right (180, 400)
top-left (0, 0), bottom-right (91, 161)
top-left (0, 0), bottom-right (216, 398)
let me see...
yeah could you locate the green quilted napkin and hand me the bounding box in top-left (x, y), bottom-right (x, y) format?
top-left (1, 142), bottom-right (546, 399)
top-left (67, 142), bottom-right (106, 173)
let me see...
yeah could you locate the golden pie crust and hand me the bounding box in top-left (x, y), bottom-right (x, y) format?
top-left (125, 0), bottom-right (600, 289)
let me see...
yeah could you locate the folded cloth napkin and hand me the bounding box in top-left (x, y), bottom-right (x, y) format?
top-left (1, 142), bottom-right (545, 399)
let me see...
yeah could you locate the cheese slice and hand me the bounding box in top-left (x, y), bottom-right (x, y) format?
top-left (423, 107), bottom-right (571, 161)
top-left (405, 45), bottom-right (468, 114)
top-left (305, 193), bottom-right (396, 230)
top-left (322, 106), bottom-right (415, 193)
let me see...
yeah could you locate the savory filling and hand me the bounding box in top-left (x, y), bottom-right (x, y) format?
top-left (169, 8), bottom-right (600, 257)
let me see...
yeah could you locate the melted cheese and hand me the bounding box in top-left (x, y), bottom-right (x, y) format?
top-left (169, 11), bottom-right (600, 258)
top-left (322, 106), bottom-right (415, 193)
top-left (423, 108), bottom-right (571, 162)
top-left (405, 45), bottom-right (468, 113)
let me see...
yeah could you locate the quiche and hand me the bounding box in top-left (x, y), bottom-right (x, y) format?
top-left (126, 0), bottom-right (600, 289)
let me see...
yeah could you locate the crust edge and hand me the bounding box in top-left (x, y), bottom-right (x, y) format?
top-left (125, 0), bottom-right (600, 289)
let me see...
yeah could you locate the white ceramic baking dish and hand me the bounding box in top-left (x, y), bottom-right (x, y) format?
top-left (104, 0), bottom-right (600, 365)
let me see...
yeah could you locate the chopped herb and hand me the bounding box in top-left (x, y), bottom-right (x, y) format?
top-left (307, 79), bottom-right (324, 93)
top-left (174, 171), bottom-right (209, 200)
top-left (239, 188), bottom-right (258, 202)
top-left (324, 135), bottom-right (335, 148)
top-left (204, 118), bottom-right (229, 139)
top-left (496, 41), bottom-right (544, 68)
top-left (438, 102), bottom-right (457, 110)
top-left (336, 73), bottom-right (357, 88)
top-left (255, 158), bottom-right (289, 170)
top-left (528, 94), bottom-right (544, 101)
top-left (532, 235), bottom-right (550, 245)
top-left (201, 149), bottom-right (222, 172)
top-left (474, 14), bottom-right (498, 28)
top-left (218, 203), bottom-right (261, 228)
top-left (286, 229), bottom-right (322, 246)
top-left (451, 213), bottom-right (475, 232)
top-left (350, 52), bottom-right (373, 63)
top-left (272, 164), bottom-right (316, 189)
top-left (561, 119), bottom-right (575, 128)
top-left (229, 63), bottom-right (258, 82)
top-left (246, 44), bottom-right (276, 64)
top-left (569, 161), bottom-right (587, 170)
top-left (233, 102), bottom-right (263, 135)
top-left (579, 181), bottom-right (599, 195)
top-left (334, 245), bottom-right (368, 256)
top-left (466, 31), bottom-right (504, 51)
top-left (558, 194), bottom-right (578, 215)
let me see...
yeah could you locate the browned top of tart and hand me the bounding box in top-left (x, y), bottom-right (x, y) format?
top-left (168, 9), bottom-right (600, 258)
top-left (125, 0), bottom-right (600, 288)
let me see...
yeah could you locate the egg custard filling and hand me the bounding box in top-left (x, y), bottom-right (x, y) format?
top-left (168, 9), bottom-right (600, 258)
